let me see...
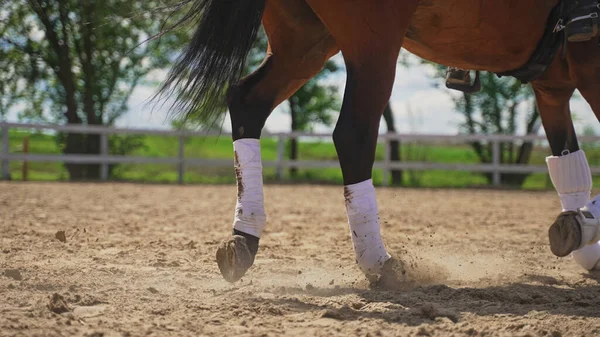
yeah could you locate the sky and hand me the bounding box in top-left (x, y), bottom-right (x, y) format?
top-left (6, 52), bottom-right (597, 136)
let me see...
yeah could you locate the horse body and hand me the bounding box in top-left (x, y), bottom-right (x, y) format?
top-left (405, 0), bottom-right (558, 71)
top-left (161, 0), bottom-right (600, 284)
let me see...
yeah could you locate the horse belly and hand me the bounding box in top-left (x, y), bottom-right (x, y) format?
top-left (403, 0), bottom-right (558, 72)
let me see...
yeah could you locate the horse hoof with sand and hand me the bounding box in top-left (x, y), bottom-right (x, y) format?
top-left (216, 235), bottom-right (255, 283)
top-left (548, 211), bottom-right (583, 257)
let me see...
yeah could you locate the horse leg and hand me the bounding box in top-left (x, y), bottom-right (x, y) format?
top-left (559, 41), bottom-right (600, 270)
top-left (533, 48), bottom-right (600, 269)
top-left (305, 0), bottom-right (419, 282)
top-left (215, 1), bottom-right (339, 283)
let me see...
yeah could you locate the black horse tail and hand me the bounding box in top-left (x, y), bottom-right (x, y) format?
top-left (156, 0), bottom-right (266, 124)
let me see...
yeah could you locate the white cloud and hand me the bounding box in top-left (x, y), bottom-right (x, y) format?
top-left (389, 89), bottom-right (460, 134)
top-left (117, 85), bottom-right (172, 129)
top-left (571, 91), bottom-right (597, 134)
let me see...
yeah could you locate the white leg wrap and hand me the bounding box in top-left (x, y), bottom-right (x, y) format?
top-left (547, 150), bottom-right (600, 270)
top-left (232, 139), bottom-right (266, 238)
top-left (546, 150), bottom-right (592, 212)
top-left (344, 179), bottom-right (391, 276)
top-left (572, 242), bottom-right (600, 270)
top-left (572, 196), bottom-right (600, 270)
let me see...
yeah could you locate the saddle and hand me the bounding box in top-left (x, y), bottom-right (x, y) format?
top-left (447, 0), bottom-right (599, 93)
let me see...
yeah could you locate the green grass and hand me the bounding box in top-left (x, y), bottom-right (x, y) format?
top-left (6, 129), bottom-right (600, 189)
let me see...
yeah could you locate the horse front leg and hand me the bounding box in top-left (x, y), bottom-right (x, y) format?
top-left (332, 54), bottom-right (397, 282)
top-left (533, 69), bottom-right (600, 270)
top-left (305, 0), bottom-right (418, 284)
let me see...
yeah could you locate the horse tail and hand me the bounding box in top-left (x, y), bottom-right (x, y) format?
top-left (156, 0), bottom-right (266, 124)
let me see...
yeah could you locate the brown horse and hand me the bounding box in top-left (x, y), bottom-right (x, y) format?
top-left (159, 0), bottom-right (600, 283)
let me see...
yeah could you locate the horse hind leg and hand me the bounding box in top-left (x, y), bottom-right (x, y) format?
top-left (564, 41), bottom-right (600, 270)
top-left (534, 41), bottom-right (600, 270)
top-left (216, 1), bottom-right (339, 283)
top-left (531, 79), bottom-right (583, 259)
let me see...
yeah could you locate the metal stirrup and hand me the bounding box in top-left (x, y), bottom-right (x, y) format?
top-left (568, 12), bottom-right (599, 25)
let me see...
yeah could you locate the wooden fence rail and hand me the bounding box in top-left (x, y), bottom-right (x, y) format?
top-left (3, 122), bottom-right (600, 186)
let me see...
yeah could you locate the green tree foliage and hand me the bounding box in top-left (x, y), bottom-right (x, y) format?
top-left (456, 73), bottom-right (539, 186)
top-left (0, 0), bottom-right (188, 179)
top-left (173, 27), bottom-right (341, 178)
top-left (429, 65), bottom-right (540, 186)
top-left (288, 61), bottom-right (340, 176)
top-left (382, 103), bottom-right (402, 185)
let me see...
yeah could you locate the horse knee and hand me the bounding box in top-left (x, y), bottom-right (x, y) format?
top-left (226, 55), bottom-right (275, 140)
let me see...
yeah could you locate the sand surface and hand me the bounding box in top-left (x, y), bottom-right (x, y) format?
top-left (2, 182), bottom-right (600, 336)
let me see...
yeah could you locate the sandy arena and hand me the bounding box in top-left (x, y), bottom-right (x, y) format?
top-left (2, 182), bottom-right (600, 336)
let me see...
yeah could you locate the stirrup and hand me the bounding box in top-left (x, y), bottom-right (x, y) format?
top-left (446, 68), bottom-right (471, 85)
top-left (566, 2), bottom-right (600, 42)
top-left (445, 69), bottom-right (481, 94)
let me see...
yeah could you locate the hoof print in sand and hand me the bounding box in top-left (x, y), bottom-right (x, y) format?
top-left (55, 231), bottom-right (67, 243)
top-left (4, 269), bottom-right (22, 281)
top-left (48, 293), bottom-right (71, 314)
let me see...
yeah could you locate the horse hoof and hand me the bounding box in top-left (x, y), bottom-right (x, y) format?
top-left (548, 211), bottom-right (582, 257)
top-left (215, 235), bottom-right (255, 283)
top-left (368, 257), bottom-right (408, 290)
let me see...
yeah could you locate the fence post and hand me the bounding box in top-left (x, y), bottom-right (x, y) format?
top-left (382, 135), bottom-right (390, 187)
top-left (178, 134), bottom-right (185, 184)
top-left (22, 136), bottom-right (29, 181)
top-left (1, 125), bottom-right (9, 180)
top-left (100, 133), bottom-right (109, 181)
top-left (276, 134), bottom-right (285, 180)
top-left (492, 139), bottom-right (501, 186)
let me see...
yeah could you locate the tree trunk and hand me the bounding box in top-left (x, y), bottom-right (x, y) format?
top-left (501, 140), bottom-right (535, 186)
top-left (71, 2), bottom-right (101, 180)
top-left (382, 103), bottom-right (402, 185)
top-left (34, 2), bottom-right (89, 181)
top-left (289, 98), bottom-right (299, 178)
top-left (62, 132), bottom-right (86, 180)
top-left (501, 107), bottom-right (540, 186)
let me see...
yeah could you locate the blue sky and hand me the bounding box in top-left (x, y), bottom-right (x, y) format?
top-left (7, 52), bottom-right (597, 136)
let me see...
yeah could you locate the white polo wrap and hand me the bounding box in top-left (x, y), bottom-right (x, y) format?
top-left (344, 179), bottom-right (391, 276)
top-left (232, 139), bottom-right (266, 238)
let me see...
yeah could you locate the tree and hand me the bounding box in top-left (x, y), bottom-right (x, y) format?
top-left (397, 56), bottom-right (541, 186)
top-left (287, 61), bottom-right (340, 177)
top-left (451, 72), bottom-right (540, 186)
top-left (173, 27), bottom-right (341, 178)
top-left (382, 103), bottom-right (402, 185)
top-left (0, 0), bottom-right (189, 180)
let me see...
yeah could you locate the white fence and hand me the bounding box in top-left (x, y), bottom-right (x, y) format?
top-left (2, 122), bottom-right (600, 186)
